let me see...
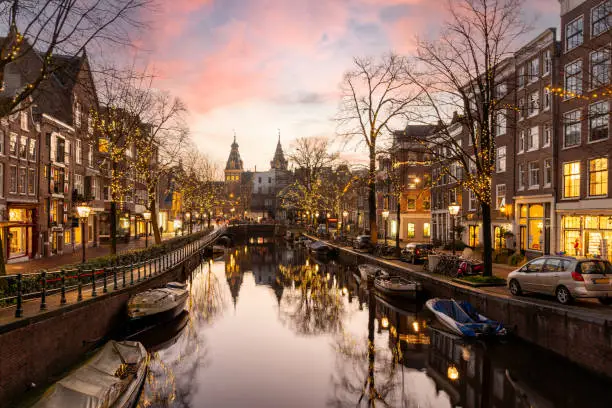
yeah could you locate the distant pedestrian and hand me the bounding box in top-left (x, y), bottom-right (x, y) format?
top-left (574, 238), bottom-right (580, 256)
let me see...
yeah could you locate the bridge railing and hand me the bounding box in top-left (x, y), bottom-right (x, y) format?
top-left (0, 227), bottom-right (226, 318)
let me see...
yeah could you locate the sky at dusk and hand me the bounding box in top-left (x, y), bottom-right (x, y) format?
top-left (134, 0), bottom-right (559, 173)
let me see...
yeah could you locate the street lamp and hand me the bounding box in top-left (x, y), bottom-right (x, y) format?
top-left (448, 203), bottom-right (460, 255)
top-left (185, 211), bottom-right (191, 235)
top-left (142, 210), bottom-right (151, 248)
top-left (76, 204), bottom-right (91, 263)
top-left (382, 209), bottom-right (390, 245)
top-left (342, 210), bottom-right (349, 235)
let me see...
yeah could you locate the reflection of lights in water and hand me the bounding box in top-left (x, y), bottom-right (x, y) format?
top-left (341, 287), bottom-right (348, 296)
top-left (230, 254), bottom-right (235, 268)
top-left (412, 321), bottom-right (419, 332)
top-left (461, 346), bottom-right (471, 361)
top-left (326, 272), bottom-right (330, 280)
top-left (305, 259), bottom-right (309, 266)
top-left (447, 365), bottom-right (459, 381)
top-left (381, 317), bottom-right (389, 329)
top-left (244, 246), bottom-right (248, 254)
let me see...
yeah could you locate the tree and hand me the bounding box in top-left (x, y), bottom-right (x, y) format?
top-left (408, 0), bottom-right (531, 276)
top-left (0, 0), bottom-right (149, 118)
top-left (336, 54), bottom-right (422, 244)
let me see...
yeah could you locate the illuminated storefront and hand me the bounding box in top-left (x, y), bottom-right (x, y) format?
top-left (560, 215), bottom-right (612, 261)
top-left (515, 200), bottom-right (553, 256)
top-left (4, 207), bottom-right (37, 260)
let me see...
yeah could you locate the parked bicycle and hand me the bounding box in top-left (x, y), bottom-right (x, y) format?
top-left (432, 254), bottom-right (462, 277)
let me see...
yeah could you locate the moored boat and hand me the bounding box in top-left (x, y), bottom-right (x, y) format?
top-left (127, 286), bottom-right (188, 325)
top-left (308, 240), bottom-right (338, 256)
top-left (374, 275), bottom-right (421, 299)
top-left (166, 281), bottom-right (187, 290)
top-left (425, 298), bottom-right (506, 337)
top-left (357, 264), bottom-right (389, 282)
top-left (33, 340), bottom-right (148, 408)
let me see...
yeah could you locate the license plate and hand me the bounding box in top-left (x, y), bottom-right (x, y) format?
top-left (593, 278), bottom-right (610, 284)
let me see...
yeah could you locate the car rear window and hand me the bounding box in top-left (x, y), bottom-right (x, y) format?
top-left (579, 261), bottom-right (609, 274)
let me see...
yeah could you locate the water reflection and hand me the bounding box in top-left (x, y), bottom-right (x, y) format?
top-left (134, 240), bottom-right (612, 408)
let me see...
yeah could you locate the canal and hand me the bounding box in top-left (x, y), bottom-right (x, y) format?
top-left (133, 239), bottom-right (612, 408)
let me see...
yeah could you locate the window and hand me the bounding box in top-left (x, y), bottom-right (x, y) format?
top-left (544, 159), bottom-right (552, 187)
top-left (0, 164), bottom-right (3, 197)
top-left (19, 136), bottom-right (27, 159)
top-left (528, 58), bottom-right (539, 82)
top-left (590, 49), bottom-right (610, 88)
top-left (9, 165), bottom-right (16, 193)
top-left (28, 168), bottom-right (35, 195)
top-left (406, 223), bottom-right (415, 238)
top-left (565, 60), bottom-right (583, 96)
top-left (495, 184), bottom-right (506, 209)
top-left (518, 66), bottom-right (525, 88)
top-left (543, 87), bottom-right (551, 110)
top-left (495, 83), bottom-right (507, 98)
top-left (87, 116), bottom-right (93, 134)
top-left (268, 177), bottom-right (272, 183)
top-left (423, 222), bottom-right (430, 238)
top-left (28, 139), bottom-right (36, 161)
top-left (56, 137), bottom-right (65, 163)
top-left (468, 190), bottom-right (476, 211)
top-left (565, 16), bottom-right (583, 51)
top-left (589, 101), bottom-right (609, 142)
top-left (591, 1), bottom-right (611, 37)
top-left (75, 174), bottom-right (84, 195)
top-left (74, 101), bottom-right (81, 127)
top-left (543, 124), bottom-right (551, 147)
top-left (88, 144), bottom-right (93, 167)
top-left (518, 97), bottom-right (525, 120)
top-left (528, 91), bottom-right (539, 116)
top-left (18, 166), bottom-right (26, 194)
top-left (543, 50), bottom-right (552, 75)
top-left (527, 126), bottom-right (539, 151)
top-left (496, 146), bottom-right (506, 173)
top-left (406, 198), bottom-right (416, 210)
top-left (65, 140), bottom-right (70, 164)
top-left (589, 158), bottom-right (608, 196)
top-left (496, 110), bottom-right (506, 136)
top-left (0, 130), bottom-right (3, 155)
top-left (563, 161), bottom-right (581, 198)
top-left (518, 130), bottom-right (526, 153)
top-left (9, 133), bottom-right (17, 156)
top-left (76, 139), bottom-right (82, 164)
top-left (564, 110), bottom-right (582, 147)
top-left (519, 163), bottom-right (527, 190)
top-left (528, 161), bottom-right (540, 188)
top-left (20, 110), bottom-right (28, 131)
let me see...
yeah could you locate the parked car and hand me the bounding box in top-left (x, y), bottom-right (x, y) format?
top-left (353, 235), bottom-right (374, 251)
top-left (401, 243), bottom-right (434, 264)
top-left (507, 256), bottom-right (612, 305)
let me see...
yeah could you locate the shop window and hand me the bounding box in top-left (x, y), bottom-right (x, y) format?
top-left (585, 216), bottom-right (599, 229)
top-left (406, 223), bottom-right (415, 238)
top-left (589, 101), bottom-right (609, 142)
top-left (529, 204), bottom-right (544, 218)
top-left (565, 16), bottom-right (583, 51)
top-left (563, 161), bottom-right (581, 198)
top-left (588, 158), bottom-right (608, 197)
top-left (600, 216), bottom-right (612, 230)
top-left (423, 222), bottom-right (430, 238)
top-left (564, 216), bottom-right (581, 229)
top-left (520, 204), bottom-right (528, 218)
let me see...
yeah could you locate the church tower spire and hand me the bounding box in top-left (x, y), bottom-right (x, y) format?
top-left (270, 129), bottom-right (288, 170)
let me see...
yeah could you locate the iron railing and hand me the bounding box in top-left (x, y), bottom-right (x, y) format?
top-left (0, 227), bottom-right (226, 319)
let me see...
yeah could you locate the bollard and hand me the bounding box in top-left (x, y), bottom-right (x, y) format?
top-left (103, 268), bottom-right (108, 294)
top-left (130, 263), bottom-right (134, 285)
top-left (122, 266), bottom-right (126, 288)
top-left (137, 263), bottom-right (141, 282)
top-left (77, 269), bottom-right (83, 302)
top-left (113, 267), bottom-right (118, 290)
top-left (91, 269), bottom-right (97, 297)
top-left (60, 270), bottom-right (67, 305)
top-left (15, 274), bottom-right (23, 318)
top-left (40, 271), bottom-right (48, 311)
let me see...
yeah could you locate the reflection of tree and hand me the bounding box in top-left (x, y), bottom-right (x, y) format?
top-left (278, 264), bottom-right (345, 335)
top-left (189, 261), bottom-right (227, 323)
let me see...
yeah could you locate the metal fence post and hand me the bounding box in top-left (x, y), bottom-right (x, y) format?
top-left (91, 269), bottom-right (97, 297)
top-left (40, 271), bottom-right (47, 311)
top-left (130, 263), bottom-right (134, 285)
top-left (122, 266), bottom-right (126, 288)
top-left (103, 268), bottom-right (108, 294)
top-left (15, 274), bottom-right (23, 318)
top-left (113, 267), bottom-right (118, 290)
top-left (77, 269), bottom-right (83, 302)
top-left (60, 270), bottom-right (67, 305)
top-left (137, 263), bottom-right (141, 282)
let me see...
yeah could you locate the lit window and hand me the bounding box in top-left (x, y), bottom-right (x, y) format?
top-left (423, 222), bottom-right (430, 238)
top-left (589, 101), bottom-right (609, 142)
top-left (564, 110), bottom-right (581, 147)
top-left (591, 1), bottom-right (611, 37)
top-left (495, 184), bottom-right (506, 209)
top-left (564, 60), bottom-right (582, 96)
top-left (565, 16), bottom-right (583, 51)
top-left (496, 146), bottom-right (506, 173)
top-left (590, 49), bottom-right (610, 88)
top-left (406, 223), bottom-right (415, 238)
top-left (563, 161), bottom-right (581, 198)
top-left (589, 158), bottom-right (608, 197)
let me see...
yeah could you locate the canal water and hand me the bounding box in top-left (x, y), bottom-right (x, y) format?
top-left (133, 239), bottom-right (612, 408)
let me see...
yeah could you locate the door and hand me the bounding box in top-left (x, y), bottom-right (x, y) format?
top-left (518, 258), bottom-right (546, 292)
top-left (539, 258), bottom-right (566, 294)
top-left (520, 226), bottom-right (526, 251)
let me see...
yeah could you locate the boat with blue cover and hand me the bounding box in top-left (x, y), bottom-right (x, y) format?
top-left (425, 298), bottom-right (507, 337)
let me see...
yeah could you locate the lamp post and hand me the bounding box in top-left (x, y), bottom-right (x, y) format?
top-left (185, 211), bottom-right (191, 235)
top-left (382, 209), bottom-right (390, 246)
top-left (342, 210), bottom-right (349, 236)
top-left (76, 205), bottom-right (91, 263)
top-left (142, 210), bottom-right (151, 248)
top-left (448, 203), bottom-right (460, 255)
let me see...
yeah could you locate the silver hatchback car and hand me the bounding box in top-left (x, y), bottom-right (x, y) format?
top-left (507, 256), bottom-right (612, 305)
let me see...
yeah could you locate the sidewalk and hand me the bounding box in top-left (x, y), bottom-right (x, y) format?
top-left (5, 232), bottom-right (177, 275)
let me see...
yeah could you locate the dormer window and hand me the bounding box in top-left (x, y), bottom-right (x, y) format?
top-left (20, 110), bottom-right (28, 131)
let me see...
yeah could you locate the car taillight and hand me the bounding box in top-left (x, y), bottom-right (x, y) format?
top-left (415, 249), bottom-right (420, 255)
top-left (571, 271), bottom-right (584, 282)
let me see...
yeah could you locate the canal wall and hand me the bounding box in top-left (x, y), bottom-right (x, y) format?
top-left (0, 251), bottom-right (204, 405)
top-left (334, 245), bottom-right (612, 378)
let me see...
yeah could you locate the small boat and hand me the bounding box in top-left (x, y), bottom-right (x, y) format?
top-left (357, 264), bottom-right (389, 282)
top-left (128, 286), bottom-right (188, 325)
top-left (166, 281), bottom-right (187, 290)
top-left (374, 275), bottom-right (421, 299)
top-left (308, 241), bottom-right (338, 256)
top-left (33, 340), bottom-right (148, 408)
top-left (212, 245), bottom-right (226, 255)
top-left (425, 298), bottom-right (506, 337)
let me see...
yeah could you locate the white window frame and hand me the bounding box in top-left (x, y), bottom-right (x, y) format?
top-left (76, 139), bottom-right (82, 164)
top-left (543, 87), bottom-right (551, 111)
top-left (563, 161), bottom-right (581, 199)
top-left (496, 110), bottom-right (506, 136)
top-left (528, 161), bottom-right (540, 189)
top-left (589, 47), bottom-right (611, 89)
top-left (591, 1), bottom-right (611, 38)
top-left (518, 163), bottom-right (526, 191)
top-left (9, 132), bottom-right (17, 157)
top-left (544, 158), bottom-right (553, 188)
top-left (518, 130), bottom-right (525, 154)
top-left (20, 110), bottom-right (28, 131)
top-left (495, 184), bottom-right (506, 209)
top-left (528, 57), bottom-right (539, 83)
top-left (528, 91), bottom-right (539, 117)
top-left (565, 15), bottom-right (584, 52)
top-left (587, 157), bottom-right (609, 197)
top-left (543, 50), bottom-right (552, 76)
top-left (527, 126), bottom-right (539, 152)
top-left (518, 66), bottom-right (525, 89)
top-left (564, 109), bottom-right (582, 148)
top-left (543, 124), bottom-right (552, 148)
top-left (564, 59), bottom-right (583, 98)
top-left (496, 146), bottom-right (506, 173)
